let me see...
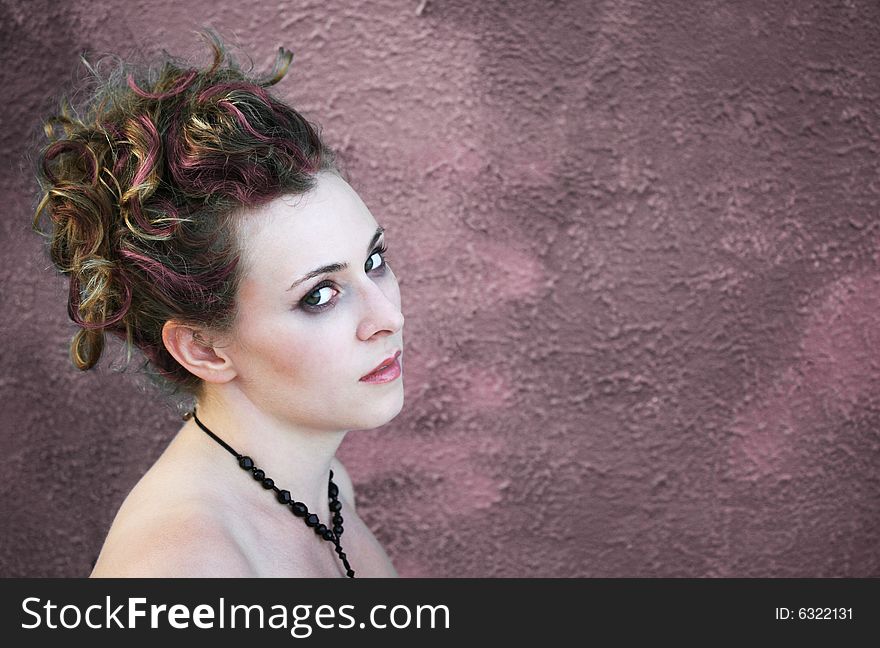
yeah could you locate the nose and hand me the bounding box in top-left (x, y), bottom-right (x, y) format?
top-left (357, 278), bottom-right (404, 338)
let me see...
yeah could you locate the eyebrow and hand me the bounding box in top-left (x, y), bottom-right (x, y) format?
top-left (287, 226), bottom-right (385, 291)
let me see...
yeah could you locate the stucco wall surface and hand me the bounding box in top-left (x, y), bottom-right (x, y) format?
top-left (1, 0), bottom-right (878, 576)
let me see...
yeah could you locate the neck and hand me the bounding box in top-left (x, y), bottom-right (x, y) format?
top-left (185, 386), bottom-right (348, 527)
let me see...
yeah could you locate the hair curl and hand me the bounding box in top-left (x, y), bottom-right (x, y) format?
top-left (31, 28), bottom-right (340, 399)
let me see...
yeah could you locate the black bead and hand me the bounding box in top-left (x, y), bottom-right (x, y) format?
top-left (329, 500), bottom-right (342, 512)
top-left (333, 514), bottom-right (343, 525)
top-left (328, 483), bottom-right (339, 497)
top-left (322, 529), bottom-right (334, 541)
top-left (346, 569), bottom-right (355, 578)
top-left (252, 469), bottom-right (265, 480)
top-left (305, 514), bottom-right (319, 527)
top-left (239, 456), bottom-right (254, 470)
top-left (333, 524), bottom-right (344, 534)
top-left (315, 523), bottom-right (327, 535)
top-left (261, 477), bottom-right (274, 489)
top-left (277, 490), bottom-right (291, 504)
top-left (291, 502), bottom-right (307, 517)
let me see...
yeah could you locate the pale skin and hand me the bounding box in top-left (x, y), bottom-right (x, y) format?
top-left (90, 169), bottom-right (404, 577)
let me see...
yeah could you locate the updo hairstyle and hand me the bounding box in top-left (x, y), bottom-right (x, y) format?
top-left (31, 29), bottom-right (340, 399)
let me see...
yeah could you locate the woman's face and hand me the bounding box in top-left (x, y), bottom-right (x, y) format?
top-left (218, 170), bottom-right (405, 431)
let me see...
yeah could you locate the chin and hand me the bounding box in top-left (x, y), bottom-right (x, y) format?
top-left (354, 386), bottom-right (405, 430)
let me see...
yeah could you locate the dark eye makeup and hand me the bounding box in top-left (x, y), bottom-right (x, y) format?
top-left (299, 243), bottom-right (389, 313)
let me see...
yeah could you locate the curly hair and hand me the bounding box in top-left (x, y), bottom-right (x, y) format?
top-left (31, 28), bottom-right (340, 400)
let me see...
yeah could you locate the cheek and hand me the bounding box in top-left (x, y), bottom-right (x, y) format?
top-left (231, 313), bottom-right (304, 375)
top-left (235, 313), bottom-right (347, 382)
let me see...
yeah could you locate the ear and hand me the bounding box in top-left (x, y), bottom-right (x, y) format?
top-left (161, 320), bottom-right (237, 385)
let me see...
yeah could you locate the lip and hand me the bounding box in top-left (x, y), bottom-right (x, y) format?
top-left (360, 349), bottom-right (402, 381)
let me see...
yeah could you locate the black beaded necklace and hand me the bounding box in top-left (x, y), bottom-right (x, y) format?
top-left (184, 407), bottom-right (355, 578)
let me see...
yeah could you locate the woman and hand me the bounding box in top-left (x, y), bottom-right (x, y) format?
top-left (31, 29), bottom-right (403, 577)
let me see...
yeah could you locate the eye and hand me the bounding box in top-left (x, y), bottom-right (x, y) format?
top-left (299, 244), bottom-right (390, 313)
top-left (301, 281), bottom-right (337, 310)
top-left (366, 243), bottom-right (388, 273)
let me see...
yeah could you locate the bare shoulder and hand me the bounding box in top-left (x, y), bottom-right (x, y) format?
top-left (329, 458), bottom-right (398, 577)
top-left (89, 463), bottom-right (254, 578)
top-left (90, 503), bottom-right (254, 578)
top-left (330, 456), bottom-right (357, 511)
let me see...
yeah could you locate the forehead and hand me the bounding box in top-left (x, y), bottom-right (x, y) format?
top-left (237, 171), bottom-right (379, 278)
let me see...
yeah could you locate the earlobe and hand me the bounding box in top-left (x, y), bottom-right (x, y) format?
top-left (161, 321), bottom-right (236, 384)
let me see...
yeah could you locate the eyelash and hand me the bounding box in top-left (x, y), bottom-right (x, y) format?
top-left (299, 243), bottom-right (389, 313)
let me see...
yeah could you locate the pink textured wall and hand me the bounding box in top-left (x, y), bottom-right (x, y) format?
top-left (2, 1), bottom-right (879, 577)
